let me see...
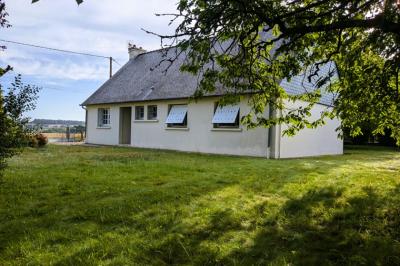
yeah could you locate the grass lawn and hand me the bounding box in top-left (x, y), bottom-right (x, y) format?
top-left (1, 145), bottom-right (400, 265)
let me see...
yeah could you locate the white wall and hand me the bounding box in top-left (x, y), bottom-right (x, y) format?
top-left (86, 106), bottom-right (120, 145)
top-left (86, 98), bottom-right (343, 158)
top-left (86, 97), bottom-right (270, 157)
top-left (278, 101), bottom-right (343, 158)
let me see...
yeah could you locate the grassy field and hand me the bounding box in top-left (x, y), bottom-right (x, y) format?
top-left (0, 145), bottom-right (399, 265)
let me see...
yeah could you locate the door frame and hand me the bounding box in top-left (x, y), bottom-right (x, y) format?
top-left (119, 107), bottom-right (132, 145)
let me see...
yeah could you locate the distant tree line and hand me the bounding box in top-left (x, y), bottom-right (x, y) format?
top-left (345, 126), bottom-right (397, 147)
top-left (40, 125), bottom-right (85, 134)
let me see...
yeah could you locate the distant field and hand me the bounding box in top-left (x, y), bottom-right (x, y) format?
top-left (42, 133), bottom-right (64, 138)
top-left (0, 145), bottom-right (399, 265)
top-left (42, 133), bottom-right (82, 141)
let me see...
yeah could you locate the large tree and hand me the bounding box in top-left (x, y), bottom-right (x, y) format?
top-left (0, 1), bottom-right (40, 172)
top-left (1, 0), bottom-right (81, 172)
top-left (0, 0), bottom-right (11, 76)
top-left (150, 0), bottom-right (399, 143)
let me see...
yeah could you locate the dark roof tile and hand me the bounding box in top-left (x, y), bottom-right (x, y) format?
top-left (82, 47), bottom-right (338, 106)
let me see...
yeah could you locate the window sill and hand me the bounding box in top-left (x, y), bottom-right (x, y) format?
top-left (165, 127), bottom-right (190, 131)
top-left (97, 126), bottom-right (111, 129)
top-left (211, 128), bottom-right (243, 132)
top-left (134, 119), bottom-right (159, 123)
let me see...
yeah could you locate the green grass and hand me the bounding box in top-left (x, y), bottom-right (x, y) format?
top-left (1, 145), bottom-right (400, 265)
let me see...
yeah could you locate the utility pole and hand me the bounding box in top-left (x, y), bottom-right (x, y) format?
top-left (110, 57), bottom-right (113, 78)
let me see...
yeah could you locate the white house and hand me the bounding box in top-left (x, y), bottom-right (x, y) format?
top-left (81, 45), bottom-right (343, 158)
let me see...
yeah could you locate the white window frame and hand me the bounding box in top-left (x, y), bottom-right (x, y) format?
top-left (135, 106), bottom-right (145, 120)
top-left (165, 104), bottom-right (188, 128)
top-left (147, 105), bottom-right (158, 120)
top-left (212, 103), bottom-right (240, 128)
top-left (98, 108), bottom-right (111, 127)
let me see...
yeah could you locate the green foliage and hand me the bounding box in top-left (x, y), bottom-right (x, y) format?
top-left (0, 1), bottom-right (41, 173)
top-left (26, 132), bottom-right (49, 148)
top-left (0, 145), bottom-right (399, 264)
top-left (0, 75), bottom-right (40, 171)
top-left (157, 0), bottom-right (400, 143)
top-left (335, 46), bottom-right (400, 144)
top-left (73, 125), bottom-right (85, 141)
top-left (36, 133), bottom-right (48, 147)
top-left (0, 0), bottom-right (11, 77)
top-left (26, 133), bottom-right (39, 148)
top-left (27, 133), bottom-right (48, 147)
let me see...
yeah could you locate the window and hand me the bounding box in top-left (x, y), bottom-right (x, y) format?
top-left (147, 105), bottom-right (158, 120)
top-left (135, 106), bottom-right (144, 120)
top-left (98, 108), bottom-right (111, 127)
top-left (165, 105), bottom-right (188, 128)
top-left (212, 104), bottom-right (240, 128)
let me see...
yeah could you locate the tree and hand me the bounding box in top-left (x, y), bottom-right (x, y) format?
top-left (151, 0), bottom-right (400, 143)
top-left (73, 125), bottom-right (86, 141)
top-left (0, 75), bottom-right (40, 171)
top-left (0, 0), bottom-right (11, 77)
top-left (1, 0), bottom-right (84, 173)
top-left (0, 1), bottom-right (40, 172)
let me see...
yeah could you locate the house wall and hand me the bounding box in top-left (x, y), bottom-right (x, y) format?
top-left (86, 96), bottom-right (271, 157)
top-left (86, 106), bottom-right (119, 146)
top-left (86, 98), bottom-right (343, 158)
top-left (276, 101), bottom-right (343, 158)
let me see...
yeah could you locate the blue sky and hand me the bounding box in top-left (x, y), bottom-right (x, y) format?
top-left (0, 0), bottom-right (177, 121)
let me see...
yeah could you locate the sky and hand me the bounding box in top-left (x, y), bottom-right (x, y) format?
top-left (0, 0), bottom-right (178, 121)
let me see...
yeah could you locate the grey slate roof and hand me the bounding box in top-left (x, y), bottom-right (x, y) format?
top-left (82, 47), bottom-right (338, 107)
top-left (280, 61), bottom-right (339, 106)
top-left (82, 48), bottom-right (201, 106)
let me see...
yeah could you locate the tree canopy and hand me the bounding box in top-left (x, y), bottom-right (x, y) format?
top-left (0, 75), bottom-right (40, 171)
top-left (152, 0), bottom-right (399, 143)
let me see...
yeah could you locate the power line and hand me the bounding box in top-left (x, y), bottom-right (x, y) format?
top-left (41, 86), bottom-right (89, 94)
top-left (0, 38), bottom-right (110, 59)
top-left (0, 38), bottom-right (123, 78)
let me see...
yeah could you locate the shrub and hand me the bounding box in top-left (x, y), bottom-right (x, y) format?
top-left (36, 133), bottom-right (48, 147)
top-left (27, 134), bottom-right (38, 147)
top-left (27, 133), bottom-right (48, 148)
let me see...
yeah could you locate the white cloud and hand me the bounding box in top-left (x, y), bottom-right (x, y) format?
top-left (4, 0), bottom-right (177, 51)
top-left (0, 0), bottom-right (179, 120)
top-left (1, 0), bottom-right (179, 80)
top-left (1, 44), bottom-right (109, 80)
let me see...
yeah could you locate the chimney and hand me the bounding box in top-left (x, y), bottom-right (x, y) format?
top-left (128, 43), bottom-right (146, 59)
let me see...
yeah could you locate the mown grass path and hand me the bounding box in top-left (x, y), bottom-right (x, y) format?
top-left (1, 145), bottom-right (400, 265)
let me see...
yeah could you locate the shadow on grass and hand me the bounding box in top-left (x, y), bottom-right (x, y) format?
top-left (229, 186), bottom-right (400, 265)
top-left (1, 145), bottom-right (400, 265)
top-left (143, 186), bottom-right (400, 265)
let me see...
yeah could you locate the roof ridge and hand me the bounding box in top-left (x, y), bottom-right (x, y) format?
top-left (135, 46), bottom-right (175, 58)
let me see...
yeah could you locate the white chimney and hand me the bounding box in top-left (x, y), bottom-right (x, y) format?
top-left (128, 43), bottom-right (146, 59)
